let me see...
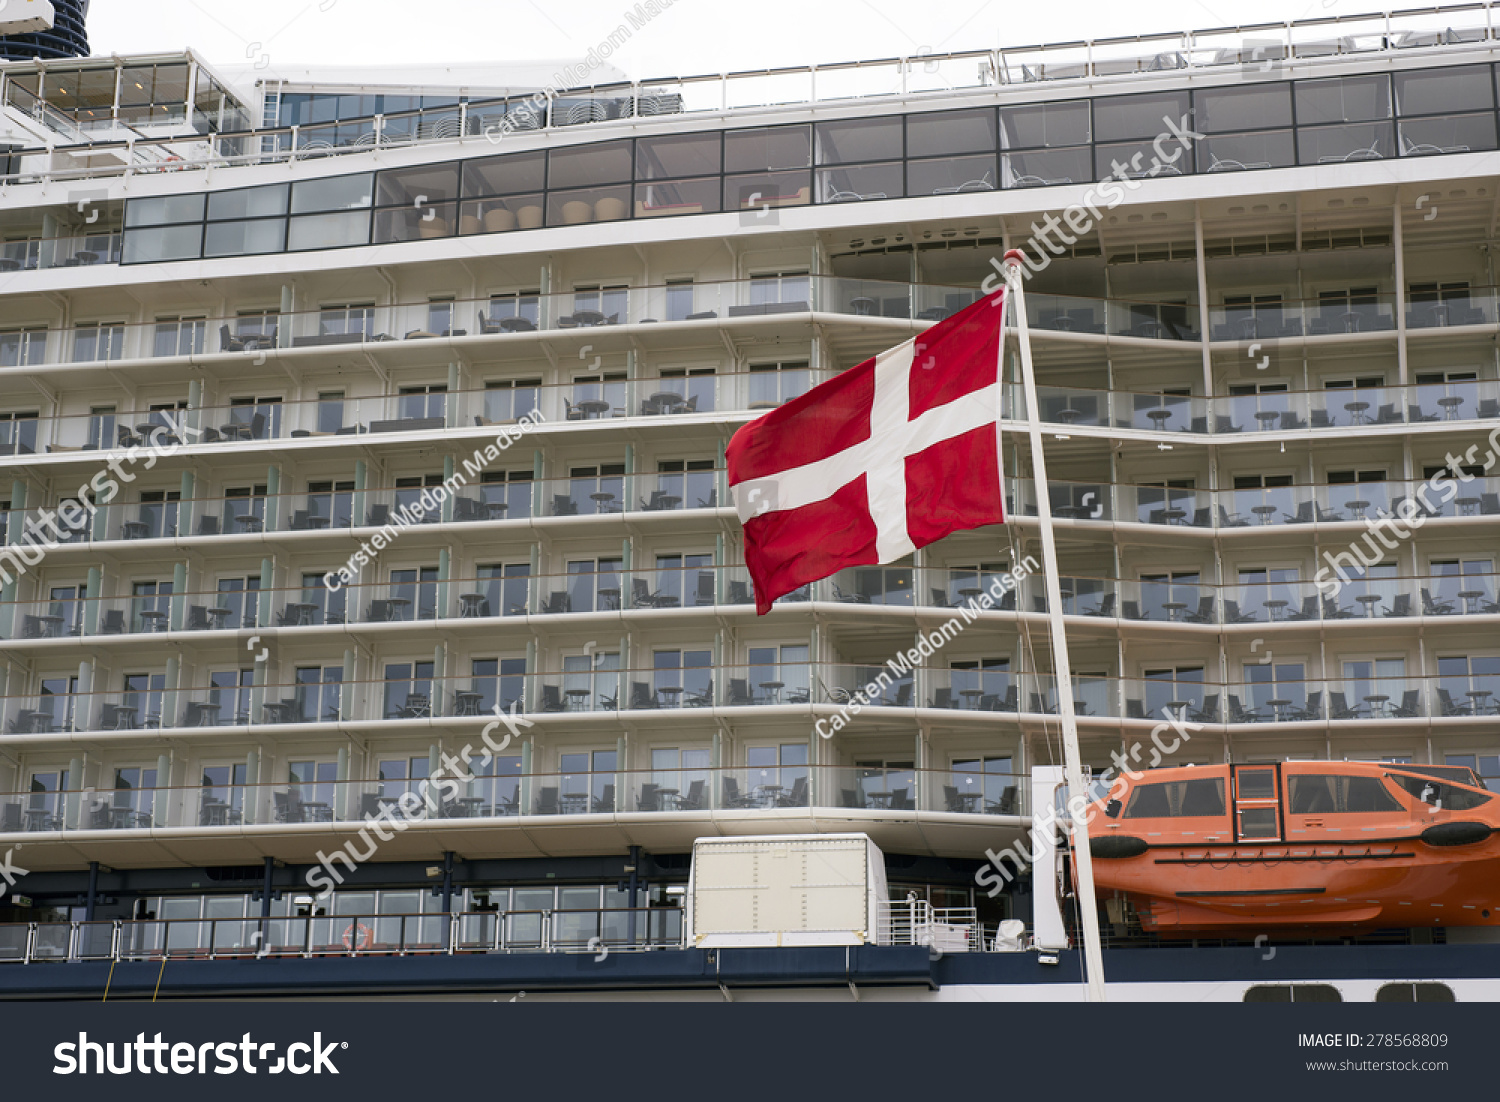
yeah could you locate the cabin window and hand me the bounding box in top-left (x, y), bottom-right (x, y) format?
top-left (1375, 982), bottom-right (1456, 1003)
top-left (1388, 774), bottom-right (1493, 811)
top-left (1287, 774), bottom-right (1403, 814)
top-left (1236, 768), bottom-right (1276, 799)
top-left (1122, 778), bottom-right (1225, 818)
top-left (1244, 984), bottom-right (1342, 1002)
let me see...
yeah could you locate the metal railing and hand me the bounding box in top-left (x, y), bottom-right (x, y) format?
top-left (0, 908), bottom-right (687, 963)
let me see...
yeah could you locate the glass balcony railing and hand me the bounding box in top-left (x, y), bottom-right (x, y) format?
top-left (4, 561), bottom-right (1499, 644)
top-left (0, 765), bottom-right (1032, 836)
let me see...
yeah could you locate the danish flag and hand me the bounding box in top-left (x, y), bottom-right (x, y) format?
top-left (728, 289), bottom-right (1007, 614)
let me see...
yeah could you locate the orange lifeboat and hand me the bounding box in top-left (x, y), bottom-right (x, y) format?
top-left (1082, 761), bottom-right (1500, 934)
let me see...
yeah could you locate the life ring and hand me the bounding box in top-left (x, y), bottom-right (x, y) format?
top-left (341, 922), bottom-right (372, 950)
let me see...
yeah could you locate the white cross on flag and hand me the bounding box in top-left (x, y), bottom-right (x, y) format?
top-left (727, 288), bottom-right (1007, 613)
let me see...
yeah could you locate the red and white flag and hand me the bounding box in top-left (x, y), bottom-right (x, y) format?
top-left (727, 289), bottom-right (1007, 614)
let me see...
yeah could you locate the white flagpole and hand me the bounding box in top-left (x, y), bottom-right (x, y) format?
top-left (1002, 252), bottom-right (1107, 1002)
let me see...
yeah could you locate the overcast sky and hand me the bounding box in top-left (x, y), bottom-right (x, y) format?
top-left (89, 0), bottom-right (1344, 83)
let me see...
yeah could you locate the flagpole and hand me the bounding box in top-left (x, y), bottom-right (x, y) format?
top-left (1001, 251), bottom-right (1107, 1003)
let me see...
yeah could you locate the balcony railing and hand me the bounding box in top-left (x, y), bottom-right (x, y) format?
top-left (0, 908), bottom-right (686, 963)
top-left (0, 766), bottom-right (1030, 835)
top-left (0, 663), bottom-right (1491, 741)
top-left (4, 562), bottom-right (1499, 643)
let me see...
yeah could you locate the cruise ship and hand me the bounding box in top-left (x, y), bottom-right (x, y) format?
top-left (1, 3), bottom-right (1499, 1003)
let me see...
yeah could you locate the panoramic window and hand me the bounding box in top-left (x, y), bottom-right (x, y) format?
top-left (1122, 777), bottom-right (1225, 818)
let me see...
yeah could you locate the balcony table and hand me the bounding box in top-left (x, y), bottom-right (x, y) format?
top-left (206, 606), bottom-right (235, 629)
top-left (287, 602), bottom-right (319, 626)
top-left (302, 801), bottom-right (332, 822)
top-left (589, 492), bottom-right (618, 512)
top-left (23, 808), bottom-right (56, 831)
top-left (1355, 593), bottom-right (1384, 617)
top-left (758, 681), bottom-right (785, 704)
top-left (1164, 701), bottom-right (1192, 722)
top-left (306, 515), bottom-right (330, 529)
top-left (655, 787), bottom-right (680, 810)
top-left (1364, 694), bottom-right (1391, 717)
top-left (110, 805), bottom-right (138, 830)
top-left (576, 399), bottom-right (611, 419)
top-left (184, 701), bottom-right (220, 727)
top-left (1162, 601), bottom-right (1187, 621)
top-left (597, 587), bottom-right (621, 610)
top-left (262, 701), bottom-right (297, 724)
top-left (1439, 396), bottom-right (1466, 420)
top-left (1457, 497), bottom-right (1480, 517)
top-left (37, 614), bottom-right (65, 637)
top-left (559, 792), bottom-right (590, 814)
top-left (564, 688), bottom-right (593, 710)
top-left (1343, 499), bottom-right (1370, 520)
top-left (649, 391), bottom-right (685, 414)
top-left (138, 609), bottom-right (167, 631)
top-left (122, 521), bottom-right (152, 540)
top-left (1250, 505), bottom-right (1279, 525)
top-left (457, 797), bottom-right (486, 816)
top-left (756, 784), bottom-right (784, 808)
top-left (385, 597), bottom-right (412, 620)
top-left (109, 705), bottom-right (139, 730)
top-left (656, 686), bottom-right (685, 708)
top-left (1146, 409), bottom-right (1173, 431)
top-left (1055, 408), bottom-right (1082, 424)
top-left (1468, 690), bottom-right (1494, 715)
top-left (235, 514), bottom-right (264, 533)
top-left (483, 501), bottom-right (509, 520)
top-left (1253, 410), bottom-right (1281, 430)
top-left (1262, 599), bottom-right (1289, 621)
top-left (452, 691), bottom-right (484, 716)
top-left (1266, 698), bottom-right (1292, 721)
top-left (457, 593), bottom-right (488, 618)
top-left (572, 310), bottom-right (607, 327)
top-left (1343, 401), bottom-right (1370, 425)
top-left (864, 790), bottom-right (892, 809)
top-left (958, 587), bottom-right (983, 603)
top-left (1159, 508), bottom-right (1186, 525)
top-left (1458, 589), bottom-right (1486, 614)
top-left (849, 297), bottom-right (878, 316)
top-left (201, 800), bottom-right (231, 827)
top-left (959, 688), bottom-right (984, 709)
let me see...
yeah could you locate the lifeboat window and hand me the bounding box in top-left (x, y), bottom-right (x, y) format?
top-left (1236, 768), bottom-right (1276, 799)
top-left (1375, 982), bottom-right (1456, 1003)
top-left (1288, 775), bottom-right (1403, 814)
top-left (1389, 773), bottom-right (1493, 811)
top-left (1123, 778), bottom-right (1225, 819)
top-left (1238, 807), bottom-right (1279, 838)
top-left (1244, 984), bottom-right (1342, 1003)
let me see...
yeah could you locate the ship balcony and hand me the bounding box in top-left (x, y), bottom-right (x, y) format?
top-left (0, 664), bottom-right (1495, 740)
top-left (4, 564), bottom-right (1500, 645)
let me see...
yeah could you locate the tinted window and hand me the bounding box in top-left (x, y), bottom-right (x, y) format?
top-left (125, 194), bottom-right (206, 227)
top-left (907, 108), bottom-right (997, 158)
top-left (462, 151), bottom-right (547, 196)
top-left (1123, 778), bottom-right (1225, 818)
top-left (207, 184), bottom-right (288, 221)
top-left (724, 125), bottom-right (811, 172)
top-left (636, 133), bottom-right (720, 179)
top-left (999, 101), bottom-right (1090, 148)
top-left (1093, 91), bottom-right (1190, 141)
top-left (290, 173), bottom-right (374, 214)
top-left (1295, 75), bottom-right (1392, 124)
top-left (376, 164), bottom-right (460, 206)
top-left (1395, 65), bottom-right (1494, 116)
top-left (1195, 84), bottom-right (1293, 132)
top-left (548, 140), bottom-right (633, 188)
top-left (1389, 772), bottom-right (1493, 810)
top-left (815, 116), bottom-right (903, 164)
top-left (1287, 774), bottom-right (1402, 814)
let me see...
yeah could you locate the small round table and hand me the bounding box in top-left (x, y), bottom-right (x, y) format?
top-left (1439, 395), bottom-right (1466, 420)
top-left (959, 688), bottom-right (984, 709)
top-left (1254, 410), bottom-right (1281, 430)
top-left (759, 681), bottom-right (785, 704)
top-left (564, 688), bottom-right (593, 711)
top-left (1458, 589), bottom-right (1486, 614)
top-left (1146, 409), bottom-right (1173, 431)
top-left (288, 602), bottom-right (319, 626)
top-left (1263, 598), bottom-right (1289, 621)
top-left (206, 607), bottom-right (234, 629)
top-left (235, 514), bottom-right (264, 533)
top-left (1467, 690), bottom-right (1493, 715)
top-left (138, 610), bottom-right (167, 632)
top-left (597, 587), bottom-right (621, 610)
top-left (458, 593), bottom-right (488, 618)
top-left (1055, 408), bottom-right (1082, 425)
top-left (657, 686), bottom-right (685, 708)
top-left (590, 492), bottom-right (618, 513)
top-left (1456, 497), bottom-right (1480, 517)
top-left (1266, 698), bottom-right (1292, 721)
top-left (385, 597), bottom-right (412, 621)
top-left (1160, 508), bottom-right (1186, 526)
top-left (577, 399), bottom-right (611, 419)
top-left (484, 501), bottom-right (509, 520)
top-left (1364, 694), bottom-right (1391, 717)
top-left (1251, 505), bottom-right (1279, 525)
top-left (1162, 601), bottom-right (1187, 621)
top-left (649, 392), bottom-right (685, 414)
top-left (1355, 593), bottom-right (1384, 617)
top-left (453, 691), bottom-right (484, 716)
top-left (1343, 499), bottom-right (1370, 521)
top-left (1343, 401), bottom-right (1370, 425)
